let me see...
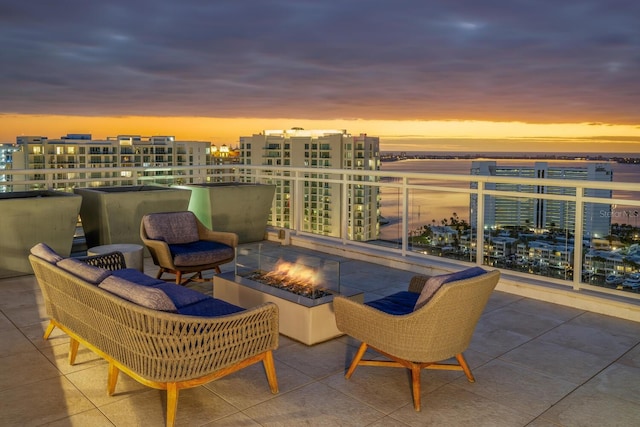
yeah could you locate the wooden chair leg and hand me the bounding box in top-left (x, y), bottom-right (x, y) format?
top-left (345, 342), bottom-right (368, 379)
top-left (43, 320), bottom-right (56, 340)
top-left (214, 266), bottom-right (221, 274)
top-left (108, 362), bottom-right (120, 395)
top-left (68, 338), bottom-right (80, 365)
top-left (166, 383), bottom-right (179, 427)
top-left (175, 271), bottom-right (182, 285)
top-left (263, 350), bottom-right (279, 394)
top-left (456, 353), bottom-right (475, 382)
top-left (411, 363), bottom-right (422, 411)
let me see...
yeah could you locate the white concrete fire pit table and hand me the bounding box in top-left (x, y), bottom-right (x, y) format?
top-left (213, 250), bottom-right (363, 345)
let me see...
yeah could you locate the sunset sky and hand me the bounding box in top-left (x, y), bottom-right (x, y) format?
top-left (1, 1), bottom-right (639, 153)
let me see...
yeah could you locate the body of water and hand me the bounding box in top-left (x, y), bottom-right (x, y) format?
top-left (378, 158), bottom-right (640, 240)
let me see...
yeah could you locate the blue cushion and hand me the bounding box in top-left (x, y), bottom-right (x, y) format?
top-left (414, 267), bottom-right (487, 310)
top-left (366, 291), bottom-right (420, 315)
top-left (178, 298), bottom-right (244, 317)
top-left (143, 212), bottom-right (199, 244)
top-left (111, 268), bottom-right (166, 286)
top-left (169, 241), bottom-right (234, 267)
top-left (99, 276), bottom-right (177, 312)
top-left (31, 243), bottom-right (64, 264)
top-left (56, 258), bottom-right (112, 285)
top-left (151, 282), bottom-right (210, 308)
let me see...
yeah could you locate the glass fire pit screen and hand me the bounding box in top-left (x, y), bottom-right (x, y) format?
top-left (235, 244), bottom-right (341, 301)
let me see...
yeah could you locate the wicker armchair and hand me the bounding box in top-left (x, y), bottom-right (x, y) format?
top-left (140, 211), bottom-right (238, 285)
top-left (334, 269), bottom-right (500, 411)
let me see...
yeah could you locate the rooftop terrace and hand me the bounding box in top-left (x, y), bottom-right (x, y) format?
top-left (2, 241), bottom-right (640, 426)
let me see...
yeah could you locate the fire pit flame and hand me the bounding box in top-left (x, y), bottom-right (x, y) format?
top-left (264, 259), bottom-right (321, 287)
top-left (245, 258), bottom-right (332, 299)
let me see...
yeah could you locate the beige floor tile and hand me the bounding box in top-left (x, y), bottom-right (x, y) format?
top-left (452, 359), bottom-right (577, 417)
top-left (20, 319), bottom-right (70, 349)
top-left (242, 381), bottom-right (385, 426)
top-left (389, 383), bottom-right (534, 427)
top-left (39, 340), bottom-right (107, 375)
top-left (205, 358), bottom-right (314, 410)
top-left (584, 363), bottom-right (640, 405)
top-left (202, 411), bottom-right (261, 426)
top-left (273, 338), bottom-right (354, 379)
top-left (539, 384), bottom-right (640, 426)
top-left (539, 319), bottom-right (639, 359)
top-left (0, 376), bottom-right (96, 426)
top-left (619, 343), bottom-right (640, 368)
top-left (99, 386), bottom-right (238, 427)
top-left (500, 338), bottom-right (612, 384)
top-left (0, 349), bottom-right (61, 390)
top-left (66, 363), bottom-right (149, 407)
top-left (44, 408), bottom-right (115, 427)
top-left (321, 363), bottom-right (461, 415)
top-left (0, 328), bottom-right (37, 357)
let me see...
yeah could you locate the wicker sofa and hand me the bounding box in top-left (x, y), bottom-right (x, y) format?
top-left (29, 243), bottom-right (279, 427)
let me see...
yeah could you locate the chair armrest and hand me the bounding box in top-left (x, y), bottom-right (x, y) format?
top-left (198, 223), bottom-right (238, 248)
top-left (334, 296), bottom-right (421, 346)
top-left (141, 237), bottom-right (176, 268)
top-left (78, 251), bottom-right (127, 271)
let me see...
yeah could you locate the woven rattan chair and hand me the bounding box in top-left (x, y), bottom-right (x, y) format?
top-left (334, 269), bottom-right (500, 411)
top-left (140, 211), bottom-right (237, 285)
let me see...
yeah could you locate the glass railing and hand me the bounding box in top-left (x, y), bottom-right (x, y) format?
top-left (2, 163), bottom-right (640, 300)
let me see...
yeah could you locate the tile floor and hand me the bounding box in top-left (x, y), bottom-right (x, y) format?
top-left (2, 242), bottom-right (640, 426)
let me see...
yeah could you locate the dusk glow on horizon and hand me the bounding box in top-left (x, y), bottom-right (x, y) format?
top-left (1, 1), bottom-right (639, 153)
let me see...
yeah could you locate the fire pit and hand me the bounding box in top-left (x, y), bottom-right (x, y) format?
top-left (213, 246), bottom-right (363, 345)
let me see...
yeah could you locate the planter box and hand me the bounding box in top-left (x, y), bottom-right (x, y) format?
top-left (74, 186), bottom-right (191, 249)
top-left (0, 190), bottom-right (81, 275)
top-left (178, 183), bottom-right (276, 243)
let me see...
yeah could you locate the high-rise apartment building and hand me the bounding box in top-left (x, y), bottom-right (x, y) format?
top-left (10, 134), bottom-right (220, 190)
top-left (239, 129), bottom-right (381, 241)
top-left (470, 161), bottom-right (613, 238)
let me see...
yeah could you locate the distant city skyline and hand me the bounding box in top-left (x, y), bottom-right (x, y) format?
top-left (2, 2), bottom-right (639, 153)
top-left (1, 115), bottom-right (639, 154)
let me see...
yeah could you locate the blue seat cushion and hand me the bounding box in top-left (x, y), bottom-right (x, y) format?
top-left (169, 241), bottom-right (234, 267)
top-left (111, 268), bottom-right (166, 287)
top-left (150, 282), bottom-right (210, 308)
top-left (366, 291), bottom-right (420, 315)
top-left (178, 298), bottom-right (245, 317)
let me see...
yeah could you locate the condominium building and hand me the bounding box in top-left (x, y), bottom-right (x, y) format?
top-left (239, 129), bottom-right (381, 241)
top-left (10, 134), bottom-right (221, 190)
top-left (470, 161), bottom-right (613, 238)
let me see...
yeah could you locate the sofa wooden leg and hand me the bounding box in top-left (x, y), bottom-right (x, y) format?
top-left (263, 350), bottom-right (279, 394)
top-left (108, 362), bottom-right (120, 395)
top-left (43, 320), bottom-right (56, 340)
top-left (68, 338), bottom-right (79, 365)
top-left (166, 383), bottom-right (179, 427)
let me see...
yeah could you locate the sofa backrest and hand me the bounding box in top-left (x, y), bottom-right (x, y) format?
top-left (142, 211), bottom-right (200, 244)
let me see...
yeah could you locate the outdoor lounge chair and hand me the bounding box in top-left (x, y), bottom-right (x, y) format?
top-left (334, 267), bottom-right (500, 411)
top-left (140, 211), bottom-right (237, 285)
